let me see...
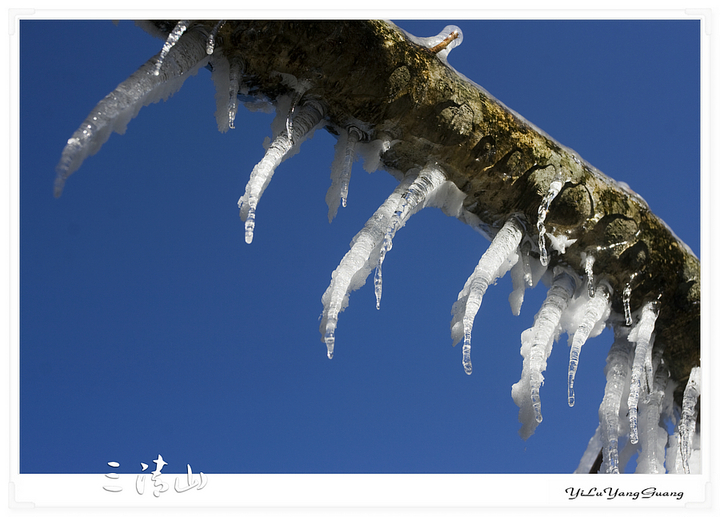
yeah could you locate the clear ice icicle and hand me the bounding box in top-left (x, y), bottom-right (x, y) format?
top-left (598, 327), bottom-right (633, 473)
top-left (238, 99), bottom-right (325, 243)
top-left (450, 217), bottom-right (523, 375)
top-left (567, 284), bottom-right (610, 406)
top-left (154, 21), bottom-right (190, 76)
top-left (622, 283), bottom-right (633, 325)
top-left (326, 126), bottom-right (361, 221)
top-left (54, 28), bottom-right (210, 197)
top-left (340, 128), bottom-right (361, 209)
top-left (626, 301), bottom-right (659, 444)
top-left (206, 20), bottom-right (226, 54)
top-left (679, 366), bottom-right (701, 473)
top-left (210, 51), bottom-right (243, 132)
top-left (636, 361), bottom-right (669, 473)
top-left (511, 268), bottom-right (575, 438)
top-left (584, 254), bottom-right (595, 297)
top-left (374, 167), bottom-right (447, 310)
top-left (537, 177), bottom-right (564, 266)
top-left (227, 60), bottom-right (242, 129)
top-left (319, 174), bottom-right (419, 359)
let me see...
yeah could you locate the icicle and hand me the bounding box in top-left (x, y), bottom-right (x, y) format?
top-left (598, 326), bottom-right (633, 473)
top-left (154, 21), bottom-right (190, 76)
top-left (206, 20), bottom-right (226, 54)
top-left (319, 174), bottom-right (419, 359)
top-left (340, 128), bottom-right (361, 209)
top-left (511, 268), bottom-right (576, 438)
top-left (536, 178), bottom-right (564, 266)
top-left (238, 99), bottom-right (325, 243)
top-left (679, 366), bottom-right (701, 473)
top-left (374, 167), bottom-right (447, 310)
top-left (635, 360), bottom-right (669, 473)
top-left (522, 246), bottom-right (534, 287)
top-left (326, 126), bottom-right (362, 222)
top-left (622, 283), bottom-right (633, 325)
top-left (626, 301), bottom-right (659, 444)
top-left (450, 217), bottom-right (523, 374)
top-left (54, 28), bottom-right (210, 197)
top-left (227, 60), bottom-right (242, 129)
top-left (567, 283), bottom-right (610, 406)
top-left (584, 254), bottom-right (595, 297)
top-left (210, 51), bottom-right (243, 133)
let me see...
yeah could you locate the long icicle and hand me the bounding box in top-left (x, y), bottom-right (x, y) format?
top-left (511, 268), bottom-right (576, 439)
top-left (678, 365), bottom-right (701, 473)
top-left (326, 126), bottom-right (362, 221)
top-left (54, 27), bottom-right (210, 197)
top-left (450, 217), bottom-right (523, 374)
top-left (626, 301), bottom-right (659, 444)
top-left (597, 326), bottom-right (633, 473)
top-left (636, 359), bottom-right (669, 473)
top-left (319, 173), bottom-right (419, 359)
top-left (238, 99), bottom-right (325, 243)
top-left (567, 283), bottom-right (611, 406)
top-left (210, 50), bottom-right (243, 133)
top-left (374, 166), bottom-right (447, 310)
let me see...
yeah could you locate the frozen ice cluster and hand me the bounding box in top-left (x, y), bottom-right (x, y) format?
top-left (55, 21), bottom-right (700, 474)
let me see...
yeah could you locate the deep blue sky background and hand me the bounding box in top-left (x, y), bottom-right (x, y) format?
top-left (19, 19), bottom-right (700, 474)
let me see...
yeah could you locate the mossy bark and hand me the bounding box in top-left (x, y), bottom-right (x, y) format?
top-left (147, 20), bottom-right (700, 401)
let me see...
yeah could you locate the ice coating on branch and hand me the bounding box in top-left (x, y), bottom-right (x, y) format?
top-left (598, 327), bottom-right (633, 473)
top-left (450, 217), bottom-right (523, 374)
top-left (326, 126), bottom-right (361, 221)
top-left (511, 268), bottom-right (576, 438)
top-left (206, 20), bottom-right (226, 54)
top-left (567, 284), bottom-right (611, 407)
top-left (54, 28), bottom-right (210, 197)
top-left (401, 25), bottom-right (463, 61)
top-left (537, 178), bottom-right (565, 266)
top-left (678, 366), bottom-right (701, 473)
top-left (319, 174), bottom-right (420, 359)
top-left (154, 21), bottom-right (190, 75)
top-left (374, 167), bottom-right (446, 309)
top-left (238, 98), bottom-right (326, 243)
top-left (626, 301), bottom-right (659, 444)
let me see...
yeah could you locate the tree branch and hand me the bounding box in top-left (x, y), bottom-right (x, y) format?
top-left (136, 20), bottom-right (700, 402)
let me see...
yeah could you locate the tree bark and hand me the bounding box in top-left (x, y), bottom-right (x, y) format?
top-left (144, 20), bottom-right (699, 403)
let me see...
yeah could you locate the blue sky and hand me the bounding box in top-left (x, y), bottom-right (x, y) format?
top-left (19, 19), bottom-right (700, 474)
